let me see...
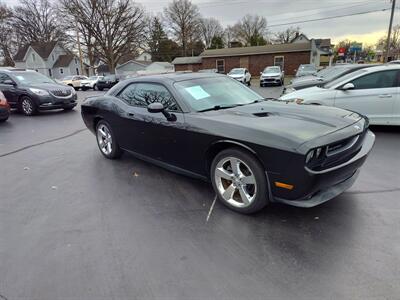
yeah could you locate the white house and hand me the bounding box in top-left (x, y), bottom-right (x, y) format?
top-left (115, 60), bottom-right (152, 76)
top-left (13, 41), bottom-right (88, 79)
top-left (291, 34), bottom-right (333, 67)
top-left (135, 52), bottom-right (152, 62)
top-left (137, 62), bottom-right (174, 75)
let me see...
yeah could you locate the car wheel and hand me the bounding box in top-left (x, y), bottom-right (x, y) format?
top-left (247, 80), bottom-right (251, 86)
top-left (98, 87), bottom-right (104, 91)
top-left (82, 87), bottom-right (88, 91)
top-left (96, 120), bottom-right (123, 159)
top-left (211, 148), bottom-right (269, 214)
top-left (19, 96), bottom-right (37, 116)
top-left (0, 117), bottom-right (8, 122)
top-left (93, 84), bottom-right (97, 91)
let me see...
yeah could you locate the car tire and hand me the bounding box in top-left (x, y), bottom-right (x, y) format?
top-left (96, 120), bottom-right (123, 159)
top-left (211, 148), bottom-right (269, 214)
top-left (93, 84), bottom-right (97, 91)
top-left (98, 87), bottom-right (104, 91)
top-left (247, 80), bottom-right (251, 86)
top-left (82, 87), bottom-right (88, 91)
top-left (0, 117), bottom-right (8, 122)
top-left (260, 83), bottom-right (263, 87)
top-left (19, 96), bottom-right (37, 116)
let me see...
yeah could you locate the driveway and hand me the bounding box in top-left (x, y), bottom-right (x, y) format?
top-left (0, 87), bottom-right (399, 299)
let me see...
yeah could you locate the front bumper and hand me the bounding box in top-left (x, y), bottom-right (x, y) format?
top-left (270, 130), bottom-right (375, 207)
top-left (260, 77), bottom-right (281, 84)
top-left (32, 94), bottom-right (78, 111)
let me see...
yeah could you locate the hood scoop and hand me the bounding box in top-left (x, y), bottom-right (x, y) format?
top-left (253, 112), bottom-right (270, 117)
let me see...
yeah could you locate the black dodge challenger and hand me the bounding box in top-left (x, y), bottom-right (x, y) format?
top-left (81, 73), bottom-right (375, 214)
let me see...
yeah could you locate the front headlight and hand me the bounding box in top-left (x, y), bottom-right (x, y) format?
top-left (29, 88), bottom-right (50, 96)
top-left (306, 147), bottom-right (325, 163)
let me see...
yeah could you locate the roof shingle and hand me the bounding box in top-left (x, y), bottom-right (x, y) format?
top-left (200, 43), bottom-right (311, 58)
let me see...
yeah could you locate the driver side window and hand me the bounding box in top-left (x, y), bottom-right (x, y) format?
top-left (118, 83), bottom-right (181, 112)
top-left (0, 73), bottom-right (12, 84)
top-left (349, 70), bottom-right (398, 90)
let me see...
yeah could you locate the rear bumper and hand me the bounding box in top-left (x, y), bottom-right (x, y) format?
top-left (0, 107), bottom-right (10, 120)
top-left (271, 130), bottom-right (375, 207)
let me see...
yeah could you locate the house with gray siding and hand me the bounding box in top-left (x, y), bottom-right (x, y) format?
top-left (13, 41), bottom-right (87, 79)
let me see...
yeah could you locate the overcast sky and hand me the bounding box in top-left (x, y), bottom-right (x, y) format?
top-left (6, 0), bottom-right (399, 45)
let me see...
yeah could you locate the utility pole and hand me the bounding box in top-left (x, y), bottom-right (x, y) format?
top-left (385, 0), bottom-right (396, 62)
top-left (76, 21), bottom-right (85, 76)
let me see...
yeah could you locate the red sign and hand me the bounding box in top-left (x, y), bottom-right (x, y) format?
top-left (338, 47), bottom-right (346, 56)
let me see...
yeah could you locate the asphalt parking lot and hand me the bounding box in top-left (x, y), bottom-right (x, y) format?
top-left (1, 83), bottom-right (399, 299)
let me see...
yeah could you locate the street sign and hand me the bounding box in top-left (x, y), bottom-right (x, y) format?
top-left (338, 47), bottom-right (346, 56)
top-left (349, 43), bottom-right (362, 52)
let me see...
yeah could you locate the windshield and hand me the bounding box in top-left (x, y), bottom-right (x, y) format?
top-left (13, 72), bottom-right (54, 84)
top-left (229, 68), bottom-right (244, 74)
top-left (63, 76), bottom-right (74, 80)
top-left (174, 76), bottom-right (263, 112)
top-left (323, 69), bottom-right (367, 88)
top-left (264, 67), bottom-right (280, 73)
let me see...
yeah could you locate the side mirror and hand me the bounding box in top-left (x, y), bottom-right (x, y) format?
top-left (147, 102), bottom-right (176, 121)
top-left (341, 83), bottom-right (355, 90)
top-left (147, 102), bottom-right (164, 113)
top-left (3, 79), bottom-right (15, 86)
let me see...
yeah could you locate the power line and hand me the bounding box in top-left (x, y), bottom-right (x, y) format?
top-left (268, 7), bottom-right (391, 27)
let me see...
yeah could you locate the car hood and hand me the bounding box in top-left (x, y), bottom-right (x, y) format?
top-left (27, 82), bottom-right (72, 91)
top-left (188, 101), bottom-right (362, 153)
top-left (280, 86), bottom-right (327, 100)
top-left (261, 72), bottom-right (281, 77)
top-left (228, 74), bottom-right (244, 78)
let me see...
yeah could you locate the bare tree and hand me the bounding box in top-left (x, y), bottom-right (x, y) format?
top-left (232, 14), bottom-right (268, 46)
top-left (164, 0), bottom-right (201, 56)
top-left (273, 26), bottom-right (300, 44)
top-left (0, 2), bottom-right (15, 66)
top-left (11, 0), bottom-right (66, 44)
top-left (199, 17), bottom-right (223, 49)
top-left (377, 25), bottom-right (400, 59)
top-left (61, 0), bottom-right (146, 73)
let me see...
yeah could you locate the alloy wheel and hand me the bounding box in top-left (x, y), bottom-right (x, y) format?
top-left (97, 124), bottom-right (113, 155)
top-left (22, 98), bottom-right (33, 115)
top-left (214, 157), bottom-right (257, 208)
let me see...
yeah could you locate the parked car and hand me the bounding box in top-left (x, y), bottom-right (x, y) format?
top-left (0, 69), bottom-right (77, 116)
top-left (81, 72), bottom-right (374, 214)
top-left (80, 76), bottom-right (104, 91)
top-left (295, 64), bottom-right (317, 77)
top-left (227, 68), bottom-right (251, 86)
top-left (96, 74), bottom-right (127, 91)
top-left (284, 64), bottom-right (379, 94)
top-left (61, 75), bottom-right (88, 90)
top-left (259, 66), bottom-right (284, 86)
top-left (0, 90), bottom-right (10, 122)
top-left (280, 65), bottom-right (400, 125)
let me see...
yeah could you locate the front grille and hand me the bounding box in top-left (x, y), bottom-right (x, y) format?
top-left (308, 131), bottom-right (367, 171)
top-left (50, 89), bottom-right (72, 98)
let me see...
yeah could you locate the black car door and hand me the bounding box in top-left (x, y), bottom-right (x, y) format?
top-left (0, 73), bottom-right (18, 106)
top-left (116, 82), bottom-right (186, 166)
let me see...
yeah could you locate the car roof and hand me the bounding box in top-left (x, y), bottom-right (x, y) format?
top-left (356, 64), bottom-right (400, 73)
top-left (125, 72), bottom-right (225, 84)
top-left (0, 68), bottom-right (30, 72)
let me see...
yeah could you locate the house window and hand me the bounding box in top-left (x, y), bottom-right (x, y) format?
top-left (274, 56), bottom-right (284, 70)
top-left (76, 68), bottom-right (79, 75)
top-left (60, 68), bottom-right (64, 74)
top-left (52, 54), bottom-right (55, 61)
top-left (32, 53), bottom-right (36, 62)
top-left (75, 58), bottom-right (78, 65)
top-left (216, 59), bottom-right (225, 73)
top-left (48, 69), bottom-right (52, 77)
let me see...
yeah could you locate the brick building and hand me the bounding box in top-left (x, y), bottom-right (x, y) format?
top-left (172, 39), bottom-right (333, 76)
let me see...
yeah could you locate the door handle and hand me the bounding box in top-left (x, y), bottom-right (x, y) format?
top-left (379, 94), bottom-right (392, 98)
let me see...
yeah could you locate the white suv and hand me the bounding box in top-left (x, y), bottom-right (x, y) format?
top-left (227, 68), bottom-right (252, 86)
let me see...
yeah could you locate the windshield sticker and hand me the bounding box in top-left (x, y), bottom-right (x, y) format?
top-left (185, 86), bottom-right (210, 100)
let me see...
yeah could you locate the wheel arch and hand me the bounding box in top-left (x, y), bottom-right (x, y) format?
top-left (205, 140), bottom-right (266, 176)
